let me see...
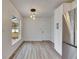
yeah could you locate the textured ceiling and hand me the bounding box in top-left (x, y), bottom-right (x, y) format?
top-left (10, 0), bottom-right (74, 17)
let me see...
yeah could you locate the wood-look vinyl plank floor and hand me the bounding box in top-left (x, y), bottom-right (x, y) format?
top-left (13, 41), bottom-right (61, 59)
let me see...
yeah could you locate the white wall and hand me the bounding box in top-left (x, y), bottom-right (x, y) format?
top-left (23, 17), bottom-right (51, 41)
top-left (50, 14), bottom-right (54, 43)
top-left (54, 4), bottom-right (63, 55)
top-left (51, 1), bottom-right (77, 55)
top-left (2, 0), bottom-right (23, 59)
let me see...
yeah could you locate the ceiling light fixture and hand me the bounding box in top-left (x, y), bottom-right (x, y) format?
top-left (30, 8), bottom-right (36, 20)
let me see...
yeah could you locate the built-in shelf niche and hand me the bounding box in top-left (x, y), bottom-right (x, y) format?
top-left (11, 16), bottom-right (21, 45)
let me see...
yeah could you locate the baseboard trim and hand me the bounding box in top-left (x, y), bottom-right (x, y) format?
top-left (9, 41), bottom-right (25, 59)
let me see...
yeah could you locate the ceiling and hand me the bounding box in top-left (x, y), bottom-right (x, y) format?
top-left (10, 0), bottom-right (73, 17)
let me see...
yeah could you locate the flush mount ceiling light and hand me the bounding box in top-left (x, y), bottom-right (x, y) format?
top-left (30, 8), bottom-right (36, 20)
top-left (30, 8), bottom-right (36, 12)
